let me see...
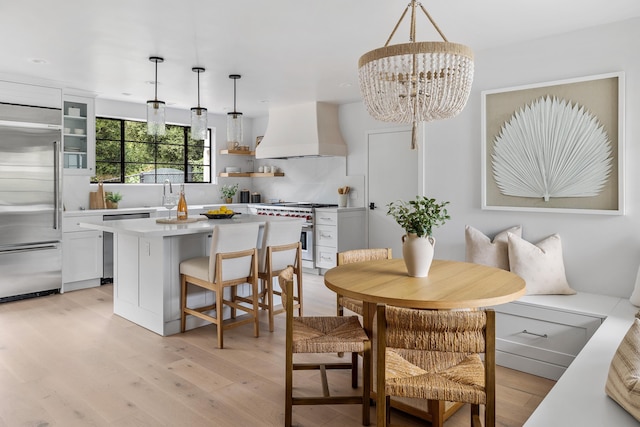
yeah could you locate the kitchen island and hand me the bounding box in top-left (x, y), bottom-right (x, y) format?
top-left (81, 214), bottom-right (302, 336)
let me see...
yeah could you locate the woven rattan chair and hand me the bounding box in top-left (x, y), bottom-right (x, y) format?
top-left (336, 248), bottom-right (392, 317)
top-left (376, 305), bottom-right (496, 427)
top-left (180, 223), bottom-right (260, 349)
top-left (257, 220), bottom-right (303, 332)
top-left (278, 266), bottom-right (371, 427)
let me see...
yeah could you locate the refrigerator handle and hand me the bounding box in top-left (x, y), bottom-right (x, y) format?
top-left (53, 140), bottom-right (60, 230)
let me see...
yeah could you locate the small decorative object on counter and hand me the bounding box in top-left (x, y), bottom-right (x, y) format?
top-left (337, 186), bottom-right (350, 208)
top-left (220, 183), bottom-right (238, 203)
top-left (177, 184), bottom-right (188, 220)
top-left (387, 196), bottom-right (450, 277)
top-left (105, 191), bottom-right (122, 209)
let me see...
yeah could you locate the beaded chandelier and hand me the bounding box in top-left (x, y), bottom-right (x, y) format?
top-left (358, 1), bottom-right (474, 149)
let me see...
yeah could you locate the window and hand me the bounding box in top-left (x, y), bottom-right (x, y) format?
top-left (93, 118), bottom-right (213, 184)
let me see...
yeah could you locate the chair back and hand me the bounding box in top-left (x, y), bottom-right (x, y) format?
top-left (277, 266), bottom-right (295, 313)
top-left (337, 248), bottom-right (392, 266)
top-left (209, 223), bottom-right (260, 282)
top-left (381, 305), bottom-right (491, 354)
top-left (259, 221), bottom-right (303, 272)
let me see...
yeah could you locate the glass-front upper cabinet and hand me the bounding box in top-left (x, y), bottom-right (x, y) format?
top-left (63, 94), bottom-right (95, 175)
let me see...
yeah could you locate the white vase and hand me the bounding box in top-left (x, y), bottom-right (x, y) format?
top-left (402, 233), bottom-right (436, 277)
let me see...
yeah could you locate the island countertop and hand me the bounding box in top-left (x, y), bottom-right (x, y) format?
top-left (80, 214), bottom-right (302, 238)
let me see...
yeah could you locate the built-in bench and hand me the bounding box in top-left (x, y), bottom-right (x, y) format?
top-left (491, 292), bottom-right (638, 425)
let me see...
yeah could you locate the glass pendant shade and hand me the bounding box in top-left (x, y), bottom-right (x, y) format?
top-left (227, 112), bottom-right (243, 145)
top-left (190, 67), bottom-right (207, 141)
top-left (357, 1), bottom-right (474, 149)
top-left (227, 74), bottom-right (243, 144)
top-left (147, 100), bottom-right (166, 136)
top-left (191, 107), bottom-right (207, 141)
top-left (147, 56), bottom-right (166, 137)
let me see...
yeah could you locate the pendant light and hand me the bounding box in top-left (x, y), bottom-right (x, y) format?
top-left (190, 67), bottom-right (207, 141)
top-left (147, 56), bottom-right (166, 137)
top-left (227, 74), bottom-right (243, 145)
top-left (358, 1), bottom-right (474, 149)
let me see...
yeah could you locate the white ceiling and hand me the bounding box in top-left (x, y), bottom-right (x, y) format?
top-left (2, 0), bottom-right (639, 117)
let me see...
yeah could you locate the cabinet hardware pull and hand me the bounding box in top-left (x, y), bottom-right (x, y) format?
top-left (521, 329), bottom-right (548, 338)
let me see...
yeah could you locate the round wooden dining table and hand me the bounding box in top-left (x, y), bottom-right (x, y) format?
top-left (324, 258), bottom-right (526, 423)
top-left (324, 258), bottom-right (526, 312)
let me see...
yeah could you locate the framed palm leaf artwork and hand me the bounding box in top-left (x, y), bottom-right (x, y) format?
top-left (481, 72), bottom-right (624, 215)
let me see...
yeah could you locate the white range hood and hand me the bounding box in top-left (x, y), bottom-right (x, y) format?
top-left (255, 102), bottom-right (347, 159)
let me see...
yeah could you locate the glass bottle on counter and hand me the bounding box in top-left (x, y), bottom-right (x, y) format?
top-left (177, 184), bottom-right (188, 220)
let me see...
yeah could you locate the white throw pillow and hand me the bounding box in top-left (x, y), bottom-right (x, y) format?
top-left (630, 264), bottom-right (640, 307)
top-left (507, 233), bottom-right (576, 295)
top-left (465, 225), bottom-right (522, 270)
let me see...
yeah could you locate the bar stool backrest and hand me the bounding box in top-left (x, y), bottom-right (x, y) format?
top-left (259, 221), bottom-right (303, 272)
top-left (209, 223), bottom-right (260, 282)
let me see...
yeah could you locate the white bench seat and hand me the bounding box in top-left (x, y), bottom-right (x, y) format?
top-left (524, 297), bottom-right (638, 426)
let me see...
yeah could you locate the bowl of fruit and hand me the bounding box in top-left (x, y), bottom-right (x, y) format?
top-left (201, 206), bottom-right (236, 219)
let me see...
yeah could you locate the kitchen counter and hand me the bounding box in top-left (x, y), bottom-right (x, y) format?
top-left (64, 203), bottom-right (247, 217)
top-left (80, 213), bottom-right (297, 238)
top-left (80, 214), bottom-right (301, 336)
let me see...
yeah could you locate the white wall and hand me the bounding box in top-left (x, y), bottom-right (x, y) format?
top-left (338, 18), bottom-right (640, 298)
top-left (65, 18), bottom-right (640, 298)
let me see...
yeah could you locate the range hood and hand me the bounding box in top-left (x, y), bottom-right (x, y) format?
top-left (255, 102), bottom-right (347, 159)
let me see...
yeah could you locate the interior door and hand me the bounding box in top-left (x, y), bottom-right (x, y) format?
top-left (367, 127), bottom-right (421, 257)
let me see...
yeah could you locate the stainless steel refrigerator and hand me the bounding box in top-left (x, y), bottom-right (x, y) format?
top-left (0, 102), bottom-right (63, 302)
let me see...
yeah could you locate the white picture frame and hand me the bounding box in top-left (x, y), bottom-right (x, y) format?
top-left (481, 72), bottom-right (625, 215)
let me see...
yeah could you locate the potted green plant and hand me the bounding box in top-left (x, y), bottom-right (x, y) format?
top-left (105, 191), bottom-right (122, 209)
top-left (387, 196), bottom-right (450, 277)
top-left (220, 183), bottom-right (238, 203)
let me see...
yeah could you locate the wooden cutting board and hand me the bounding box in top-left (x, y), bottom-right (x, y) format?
top-left (89, 182), bottom-right (106, 209)
top-left (155, 217), bottom-right (203, 224)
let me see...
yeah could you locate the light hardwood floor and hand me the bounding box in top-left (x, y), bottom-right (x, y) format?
top-left (0, 273), bottom-right (555, 426)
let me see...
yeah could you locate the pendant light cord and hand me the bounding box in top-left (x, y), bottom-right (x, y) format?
top-left (233, 77), bottom-right (237, 113)
top-left (154, 59), bottom-right (158, 101)
top-left (197, 69), bottom-right (201, 108)
top-left (384, 0), bottom-right (448, 47)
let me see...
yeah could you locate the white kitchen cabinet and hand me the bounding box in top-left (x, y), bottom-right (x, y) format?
top-left (63, 94), bottom-right (95, 175)
top-left (314, 208), bottom-right (366, 270)
top-left (62, 214), bottom-right (103, 292)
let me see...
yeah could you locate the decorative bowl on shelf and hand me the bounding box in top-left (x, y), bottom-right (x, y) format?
top-left (200, 213), bottom-right (235, 219)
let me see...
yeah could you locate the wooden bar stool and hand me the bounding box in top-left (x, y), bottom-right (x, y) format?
top-left (180, 222), bottom-right (260, 349)
top-left (257, 220), bottom-right (303, 332)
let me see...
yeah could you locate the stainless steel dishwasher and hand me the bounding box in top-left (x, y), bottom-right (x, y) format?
top-left (102, 212), bottom-right (151, 282)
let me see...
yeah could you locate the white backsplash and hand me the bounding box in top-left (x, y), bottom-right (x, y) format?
top-left (63, 157), bottom-right (364, 210)
top-left (250, 156), bottom-right (364, 206)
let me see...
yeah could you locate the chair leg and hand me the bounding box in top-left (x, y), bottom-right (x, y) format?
top-left (386, 396), bottom-right (391, 425)
top-left (428, 400), bottom-right (445, 427)
top-left (252, 279), bottom-right (259, 338)
top-left (180, 275), bottom-right (187, 332)
top-left (230, 286), bottom-right (237, 319)
top-left (295, 267), bottom-right (303, 317)
top-left (471, 404), bottom-right (481, 427)
top-left (216, 287), bottom-right (224, 349)
top-left (351, 352), bottom-right (359, 388)
top-left (268, 276), bottom-right (275, 332)
top-left (362, 339), bottom-right (371, 426)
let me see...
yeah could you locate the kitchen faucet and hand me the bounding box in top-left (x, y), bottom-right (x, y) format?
top-left (163, 179), bottom-right (173, 195)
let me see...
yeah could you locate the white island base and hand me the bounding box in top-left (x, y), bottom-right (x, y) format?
top-left (114, 232), bottom-right (216, 336)
top-left (83, 215), bottom-right (300, 336)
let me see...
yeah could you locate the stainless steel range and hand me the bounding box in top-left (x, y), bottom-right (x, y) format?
top-left (248, 202), bottom-right (338, 269)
